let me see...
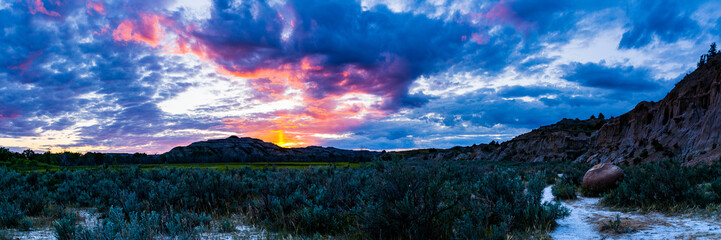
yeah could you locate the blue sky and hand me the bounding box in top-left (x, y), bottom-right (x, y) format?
top-left (1, 0), bottom-right (720, 153)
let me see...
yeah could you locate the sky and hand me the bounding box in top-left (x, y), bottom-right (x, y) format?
top-left (1, 0), bottom-right (721, 153)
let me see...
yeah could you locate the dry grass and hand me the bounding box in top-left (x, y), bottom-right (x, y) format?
top-left (593, 214), bottom-right (646, 235)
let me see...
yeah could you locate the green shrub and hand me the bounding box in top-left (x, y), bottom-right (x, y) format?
top-left (219, 218), bottom-right (235, 233)
top-left (73, 227), bottom-right (95, 240)
top-left (565, 163), bottom-right (590, 185)
top-left (361, 162), bottom-right (464, 239)
top-left (1, 161), bottom-right (573, 239)
top-left (602, 160), bottom-right (712, 211)
top-left (552, 181), bottom-right (577, 200)
top-left (0, 202), bottom-right (25, 228)
top-left (54, 215), bottom-right (78, 240)
top-left (18, 218), bottom-right (33, 231)
top-left (711, 178), bottom-right (721, 201)
top-left (0, 230), bottom-right (13, 240)
top-left (453, 170), bottom-right (569, 239)
top-left (74, 206), bottom-right (205, 240)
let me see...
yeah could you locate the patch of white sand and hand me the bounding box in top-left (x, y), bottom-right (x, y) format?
top-left (199, 224), bottom-right (270, 240)
top-left (4, 228), bottom-right (54, 240)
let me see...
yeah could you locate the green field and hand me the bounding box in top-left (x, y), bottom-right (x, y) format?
top-left (1, 161), bottom-right (365, 172)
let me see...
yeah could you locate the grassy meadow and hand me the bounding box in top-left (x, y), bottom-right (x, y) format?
top-left (0, 158), bottom-right (576, 240)
top-left (3, 145), bottom-right (721, 239)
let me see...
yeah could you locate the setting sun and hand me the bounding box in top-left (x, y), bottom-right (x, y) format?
top-left (271, 130), bottom-right (287, 147)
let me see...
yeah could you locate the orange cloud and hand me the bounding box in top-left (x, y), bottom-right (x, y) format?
top-left (301, 56), bottom-right (322, 71)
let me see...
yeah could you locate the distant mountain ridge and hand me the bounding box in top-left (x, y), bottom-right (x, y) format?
top-left (163, 136), bottom-right (378, 162)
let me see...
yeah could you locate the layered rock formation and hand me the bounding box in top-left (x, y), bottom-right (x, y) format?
top-left (480, 54), bottom-right (721, 165)
top-left (580, 57), bottom-right (721, 165)
top-left (488, 118), bottom-right (606, 162)
top-left (163, 136), bottom-right (378, 162)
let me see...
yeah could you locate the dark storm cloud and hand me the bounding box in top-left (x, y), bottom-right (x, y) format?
top-left (497, 85), bottom-right (561, 98)
top-left (562, 62), bottom-right (662, 91)
top-left (193, 0), bottom-right (478, 109)
top-left (619, 0), bottom-right (702, 49)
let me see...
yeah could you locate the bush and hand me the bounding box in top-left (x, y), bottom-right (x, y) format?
top-left (163, 210), bottom-right (210, 238)
top-left (711, 178), bottom-right (721, 201)
top-left (0, 202), bottom-right (25, 228)
top-left (219, 218), bottom-right (235, 233)
top-left (552, 180), bottom-right (577, 200)
top-left (360, 162), bottom-right (461, 239)
top-left (71, 206), bottom-right (208, 240)
top-left (54, 215), bottom-right (78, 240)
top-left (453, 170), bottom-right (569, 239)
top-left (18, 218), bottom-right (33, 231)
top-left (1, 161), bottom-right (573, 239)
top-left (556, 162), bottom-right (590, 186)
top-left (0, 230), bottom-right (12, 240)
top-left (602, 160), bottom-right (717, 211)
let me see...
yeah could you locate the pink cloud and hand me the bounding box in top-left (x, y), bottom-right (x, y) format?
top-left (462, 0), bottom-right (536, 42)
top-left (27, 0), bottom-right (60, 17)
top-left (8, 51), bottom-right (42, 73)
top-left (112, 13), bottom-right (166, 47)
top-left (485, 0), bottom-right (534, 32)
top-left (86, 1), bottom-right (104, 14)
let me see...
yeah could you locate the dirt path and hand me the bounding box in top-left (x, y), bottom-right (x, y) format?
top-left (542, 185), bottom-right (721, 239)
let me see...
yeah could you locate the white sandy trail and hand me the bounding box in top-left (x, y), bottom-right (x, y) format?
top-left (542, 185), bottom-right (721, 240)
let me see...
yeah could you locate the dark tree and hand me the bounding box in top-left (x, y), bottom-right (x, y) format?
top-left (22, 149), bottom-right (35, 160)
top-left (598, 113), bottom-right (605, 119)
top-left (709, 42), bottom-right (717, 58)
top-left (699, 54), bottom-right (707, 68)
top-left (0, 147), bottom-right (11, 161)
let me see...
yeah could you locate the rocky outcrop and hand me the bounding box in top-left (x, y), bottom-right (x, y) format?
top-left (488, 118), bottom-right (606, 162)
top-left (386, 143), bottom-right (499, 161)
top-left (582, 163), bottom-right (623, 193)
top-left (163, 136), bottom-right (378, 162)
top-left (579, 56), bottom-right (721, 165)
top-left (484, 54), bottom-right (721, 165)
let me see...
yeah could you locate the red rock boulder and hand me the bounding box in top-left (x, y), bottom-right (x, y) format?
top-left (582, 163), bottom-right (624, 193)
